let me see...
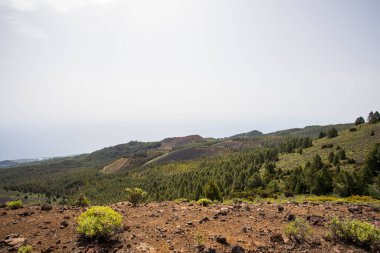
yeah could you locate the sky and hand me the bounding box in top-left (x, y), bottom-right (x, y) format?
top-left (0, 0), bottom-right (379, 160)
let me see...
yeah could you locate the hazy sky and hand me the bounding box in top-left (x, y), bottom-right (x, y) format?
top-left (0, 0), bottom-right (379, 160)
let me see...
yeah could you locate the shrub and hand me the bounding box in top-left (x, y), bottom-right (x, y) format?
top-left (329, 217), bottom-right (380, 250)
top-left (284, 217), bottom-right (311, 243)
top-left (18, 245), bottom-right (32, 253)
top-left (126, 188), bottom-right (147, 207)
top-left (7, 200), bottom-right (22, 210)
top-left (76, 206), bottom-right (122, 239)
top-left (174, 198), bottom-right (189, 204)
top-left (76, 194), bottom-right (90, 207)
top-left (204, 180), bottom-right (222, 201)
top-left (349, 128), bottom-right (357, 132)
top-left (327, 128), bottom-right (338, 138)
top-left (197, 198), bottom-right (212, 206)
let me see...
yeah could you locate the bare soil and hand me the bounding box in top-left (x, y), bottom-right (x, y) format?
top-left (1, 201), bottom-right (379, 253)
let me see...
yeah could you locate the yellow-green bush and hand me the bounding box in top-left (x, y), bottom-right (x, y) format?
top-left (174, 198), bottom-right (189, 204)
top-left (76, 194), bottom-right (90, 207)
top-left (18, 245), bottom-right (32, 253)
top-left (76, 206), bottom-right (122, 239)
top-left (7, 200), bottom-right (23, 210)
top-left (284, 217), bottom-right (311, 243)
top-left (125, 188), bottom-right (147, 207)
top-left (197, 198), bottom-right (212, 206)
top-left (330, 217), bottom-right (380, 249)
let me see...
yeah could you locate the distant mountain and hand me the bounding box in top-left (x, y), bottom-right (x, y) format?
top-left (0, 160), bottom-right (18, 168)
top-left (230, 130), bottom-right (263, 139)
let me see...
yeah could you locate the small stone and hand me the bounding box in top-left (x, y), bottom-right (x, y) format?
top-left (218, 208), bottom-right (229, 216)
top-left (231, 245), bottom-right (245, 253)
top-left (60, 220), bottom-right (69, 228)
top-left (18, 211), bottom-right (34, 217)
top-left (348, 205), bottom-right (362, 214)
top-left (199, 217), bottom-right (210, 224)
top-left (204, 247), bottom-right (217, 253)
top-left (215, 235), bottom-right (228, 245)
top-left (287, 213), bottom-right (295, 221)
top-left (41, 204), bottom-right (53, 211)
top-left (270, 233), bottom-right (284, 244)
top-left (4, 237), bottom-right (27, 248)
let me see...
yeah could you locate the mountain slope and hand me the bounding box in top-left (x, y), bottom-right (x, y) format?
top-left (276, 122), bottom-right (380, 171)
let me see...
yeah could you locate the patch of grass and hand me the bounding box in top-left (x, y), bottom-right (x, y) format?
top-left (329, 217), bottom-right (380, 250)
top-left (76, 206), bottom-right (122, 239)
top-left (197, 198), bottom-right (212, 206)
top-left (6, 200), bottom-right (23, 209)
top-left (18, 245), bottom-right (32, 253)
top-left (174, 198), bottom-right (189, 204)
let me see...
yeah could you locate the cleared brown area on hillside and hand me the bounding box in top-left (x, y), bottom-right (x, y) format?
top-left (101, 158), bottom-right (129, 174)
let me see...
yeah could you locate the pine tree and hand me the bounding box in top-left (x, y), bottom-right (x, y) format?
top-left (355, 116), bottom-right (365, 125)
top-left (328, 152), bottom-right (335, 163)
top-left (204, 180), bottom-right (222, 201)
top-left (368, 111), bottom-right (377, 123)
top-left (318, 131), bottom-right (326, 139)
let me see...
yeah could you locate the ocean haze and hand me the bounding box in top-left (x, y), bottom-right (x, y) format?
top-left (0, 0), bottom-right (379, 160)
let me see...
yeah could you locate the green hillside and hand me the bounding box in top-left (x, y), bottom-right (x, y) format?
top-left (277, 122), bottom-right (380, 170)
top-left (0, 117), bottom-right (379, 205)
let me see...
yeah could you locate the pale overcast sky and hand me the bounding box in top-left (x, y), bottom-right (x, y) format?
top-left (0, 0), bottom-right (379, 160)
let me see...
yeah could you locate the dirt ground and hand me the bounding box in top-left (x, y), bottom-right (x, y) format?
top-left (0, 201), bottom-right (379, 253)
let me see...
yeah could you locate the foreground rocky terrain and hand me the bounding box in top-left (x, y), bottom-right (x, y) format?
top-left (1, 201), bottom-right (379, 253)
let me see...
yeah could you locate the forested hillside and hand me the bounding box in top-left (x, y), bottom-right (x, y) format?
top-left (0, 114), bottom-right (379, 205)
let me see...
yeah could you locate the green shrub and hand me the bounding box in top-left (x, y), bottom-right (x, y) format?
top-left (76, 194), bottom-right (90, 207)
top-left (204, 180), bottom-right (222, 201)
top-left (7, 200), bottom-right (23, 210)
top-left (197, 198), bottom-right (212, 206)
top-left (329, 217), bottom-right (380, 249)
top-left (174, 198), bottom-right (189, 204)
top-left (126, 188), bottom-right (147, 207)
top-left (18, 245), bottom-right (32, 253)
top-left (284, 217), bottom-right (311, 243)
top-left (76, 206), bottom-right (122, 239)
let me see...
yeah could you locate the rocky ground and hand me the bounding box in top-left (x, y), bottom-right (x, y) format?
top-left (0, 201), bottom-right (379, 253)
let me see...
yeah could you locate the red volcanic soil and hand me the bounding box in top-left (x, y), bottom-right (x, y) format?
top-left (0, 201), bottom-right (379, 252)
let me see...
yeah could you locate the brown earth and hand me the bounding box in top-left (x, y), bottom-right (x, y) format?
top-left (0, 201), bottom-right (379, 253)
top-left (101, 158), bottom-right (130, 174)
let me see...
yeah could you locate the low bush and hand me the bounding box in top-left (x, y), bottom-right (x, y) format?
top-left (174, 198), bottom-right (189, 204)
top-left (7, 200), bottom-right (23, 210)
top-left (76, 194), bottom-right (90, 207)
top-left (284, 217), bottom-right (311, 243)
top-left (329, 217), bottom-right (380, 250)
top-left (126, 188), bottom-right (147, 207)
top-left (18, 245), bottom-right (32, 253)
top-left (76, 206), bottom-right (122, 239)
top-left (321, 144), bottom-right (334, 149)
top-left (197, 198), bottom-right (212, 206)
